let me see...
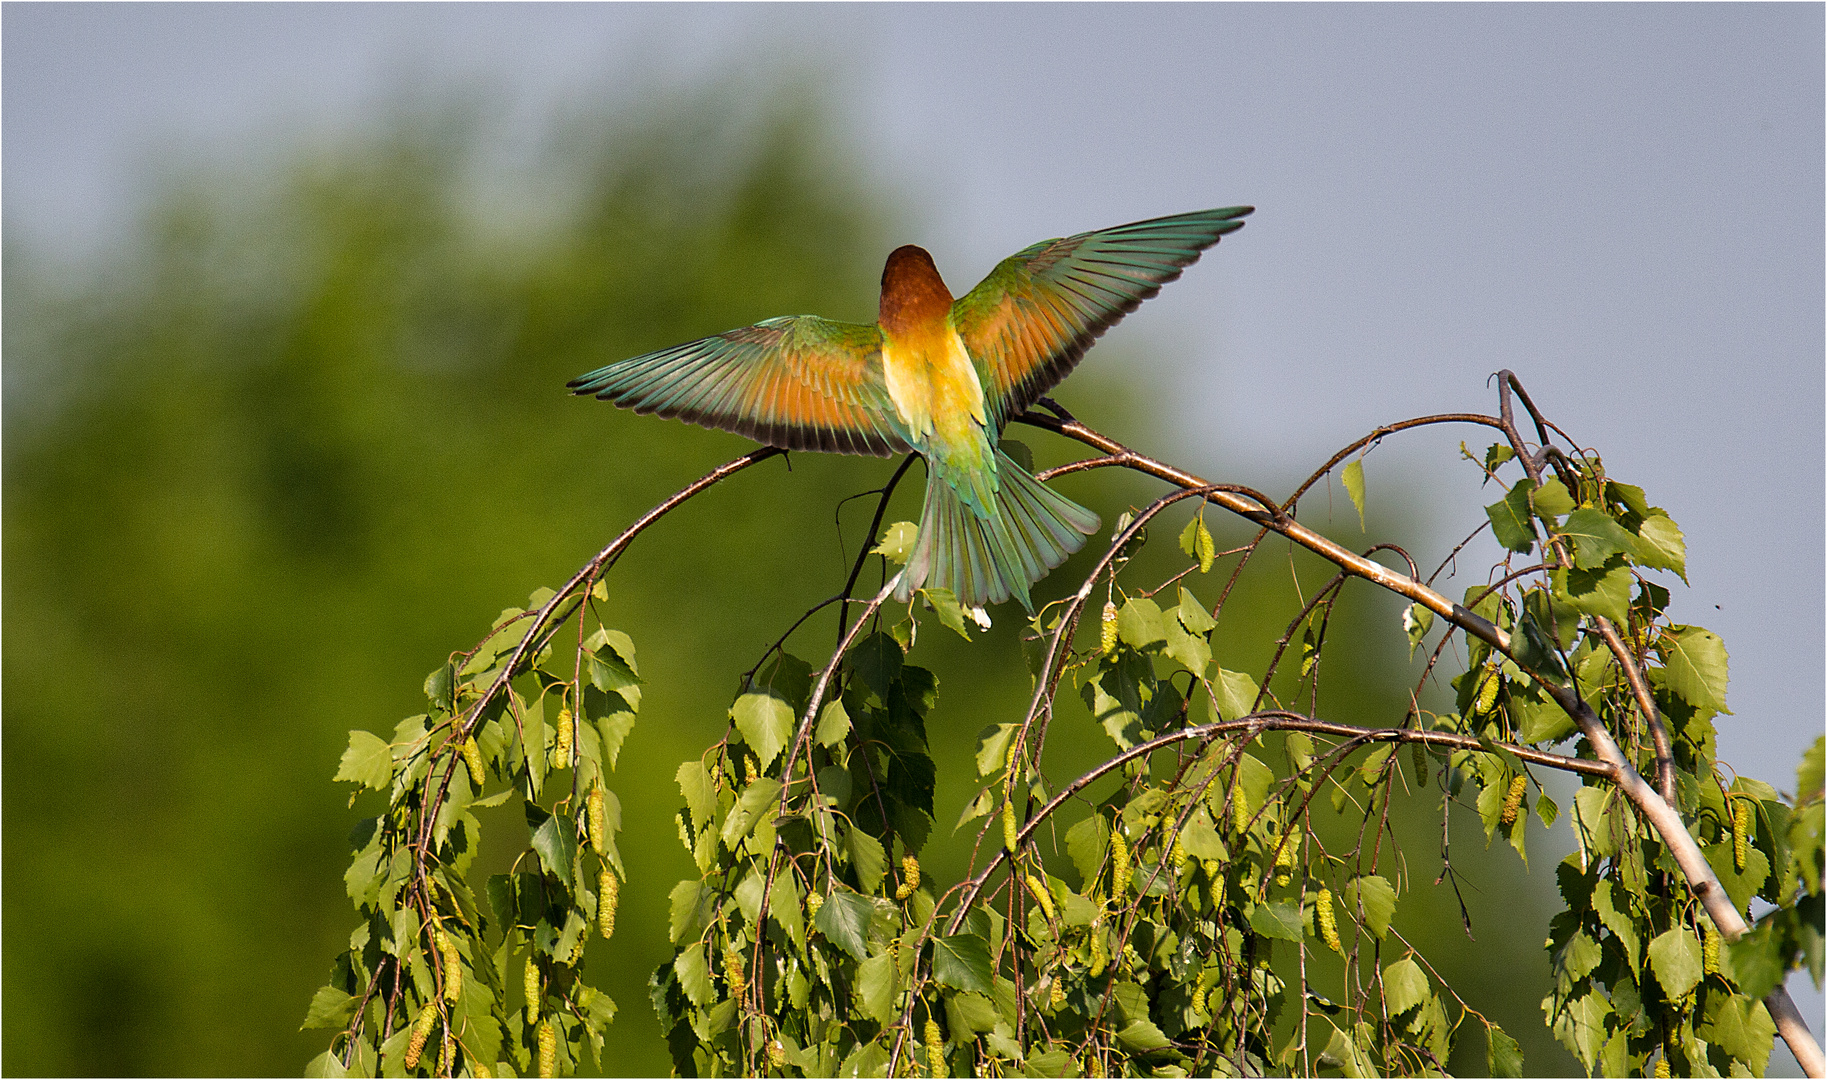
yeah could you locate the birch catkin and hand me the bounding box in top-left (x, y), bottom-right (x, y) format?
top-left (1500, 774), bottom-right (1527, 827)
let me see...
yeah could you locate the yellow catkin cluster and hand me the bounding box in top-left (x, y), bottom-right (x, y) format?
top-left (1317, 887), bottom-right (1342, 954)
top-left (1231, 791), bottom-right (1250, 836)
top-left (745, 754), bottom-right (760, 785)
top-left (1703, 921), bottom-right (1720, 975)
top-left (1025, 874), bottom-right (1056, 921)
top-left (553, 708), bottom-right (574, 767)
top-left (1100, 601), bottom-right (1119, 654)
top-left (1273, 828), bottom-right (1298, 886)
top-left (437, 927), bottom-right (462, 1003)
top-left (588, 787), bottom-right (607, 856)
top-left (726, 946), bottom-right (748, 996)
top-left (536, 1018), bottom-right (557, 1078)
top-left (1500, 775), bottom-right (1527, 827)
top-left (768, 1039), bottom-right (787, 1068)
top-left (599, 869), bottom-right (619, 939)
top-left (925, 1018), bottom-right (946, 1076)
top-left (404, 1001), bottom-right (438, 1070)
top-left (1088, 931), bottom-right (1108, 978)
top-left (1172, 834), bottom-right (1188, 871)
top-left (1002, 799), bottom-right (1019, 853)
top-left (1473, 664), bottom-right (1501, 716)
top-left (1191, 984), bottom-right (1207, 1016)
top-left (1411, 741), bottom-right (1429, 787)
top-left (807, 891), bottom-right (824, 919)
top-left (1733, 797), bottom-right (1752, 871)
top-left (1049, 975), bottom-right (1066, 1008)
top-left (524, 957), bottom-right (541, 1015)
top-left (1655, 1053), bottom-right (1671, 1078)
top-left (461, 737), bottom-right (487, 788)
top-left (896, 855), bottom-right (921, 901)
top-left (474, 1061), bottom-right (492, 1078)
top-left (1087, 1052), bottom-right (1106, 1078)
top-left (1110, 832), bottom-right (1132, 900)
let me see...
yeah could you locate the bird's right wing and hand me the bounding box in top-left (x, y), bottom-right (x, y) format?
top-left (567, 316), bottom-right (912, 456)
top-left (952, 207), bottom-right (1253, 427)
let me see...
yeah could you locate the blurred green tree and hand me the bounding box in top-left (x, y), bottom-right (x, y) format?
top-left (2, 88), bottom-right (1591, 1076)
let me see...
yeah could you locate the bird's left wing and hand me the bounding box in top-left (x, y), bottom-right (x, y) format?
top-left (567, 316), bottom-right (911, 456)
top-left (952, 207), bottom-right (1253, 427)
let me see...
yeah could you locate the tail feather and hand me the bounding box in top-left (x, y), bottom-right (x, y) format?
top-left (898, 449), bottom-right (1101, 611)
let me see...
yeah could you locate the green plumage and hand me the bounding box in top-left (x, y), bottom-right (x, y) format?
top-left (569, 207), bottom-right (1253, 611)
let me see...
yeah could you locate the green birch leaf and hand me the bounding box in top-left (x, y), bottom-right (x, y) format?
top-left (1487, 1024), bottom-right (1525, 1078)
top-left (770, 873), bottom-right (805, 950)
top-left (1177, 587), bottom-right (1216, 633)
top-left (1064, 815), bottom-right (1110, 889)
top-left (975, 724), bottom-right (1018, 777)
top-left (1697, 991), bottom-right (1777, 1066)
top-left (731, 692), bottom-right (794, 770)
top-left (1209, 667), bottom-right (1259, 722)
top-left (1249, 900), bottom-right (1304, 942)
top-left (1486, 480), bottom-right (1538, 553)
top-left (334, 730), bottom-right (392, 790)
top-left (1117, 598), bottom-right (1167, 650)
top-left (1161, 613), bottom-right (1211, 675)
top-left (815, 888), bottom-right (874, 961)
top-left (530, 812), bottom-right (576, 888)
top-left (1592, 880), bottom-right (1641, 976)
top-left (1344, 875), bottom-right (1397, 939)
top-left (1341, 459), bottom-right (1367, 530)
top-left (1322, 1024), bottom-right (1377, 1078)
top-left (300, 985), bottom-right (358, 1030)
top-left (920, 587), bottom-right (974, 640)
top-left (304, 1050), bottom-right (349, 1079)
top-left (1633, 513), bottom-right (1687, 579)
top-left (587, 650), bottom-right (641, 699)
top-left (676, 761), bottom-right (715, 827)
top-left (1557, 560), bottom-right (1633, 625)
top-left (1116, 1019), bottom-right (1172, 1053)
top-left (1383, 957), bottom-right (1429, 1015)
top-left (1403, 603), bottom-right (1435, 660)
top-left (1647, 925), bottom-right (1703, 999)
top-left (1531, 478), bottom-right (1576, 518)
top-left (849, 632), bottom-right (904, 699)
top-left (856, 951), bottom-right (899, 1025)
top-left (595, 708), bottom-right (636, 772)
top-left (1179, 807), bottom-right (1228, 862)
top-left (1606, 480), bottom-right (1651, 517)
top-left (669, 881), bottom-right (706, 944)
top-left (815, 699), bottom-right (851, 748)
top-left (674, 943), bottom-right (714, 1007)
top-left (931, 933), bottom-right (993, 993)
top-left (1659, 625), bottom-right (1730, 716)
top-left (1558, 508), bottom-right (1639, 570)
top-left (846, 823), bottom-right (886, 895)
top-left (872, 521), bottom-right (918, 564)
top-left (720, 778), bottom-right (782, 848)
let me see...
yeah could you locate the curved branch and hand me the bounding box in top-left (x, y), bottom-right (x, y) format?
top-left (945, 711), bottom-right (1616, 931)
top-left (1021, 411), bottom-right (1821, 1074)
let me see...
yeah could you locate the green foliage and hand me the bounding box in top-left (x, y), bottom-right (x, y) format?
top-left (331, 391), bottom-right (1817, 1077)
top-left (311, 584), bottom-right (636, 1076)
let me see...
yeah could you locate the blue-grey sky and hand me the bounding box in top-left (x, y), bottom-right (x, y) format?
top-left (6, 1), bottom-right (1822, 1052)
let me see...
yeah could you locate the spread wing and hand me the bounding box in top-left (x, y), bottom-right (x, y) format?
top-left (567, 316), bottom-right (911, 456)
top-left (952, 206), bottom-right (1253, 426)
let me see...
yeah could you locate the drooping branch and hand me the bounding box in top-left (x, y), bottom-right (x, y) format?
top-left (1017, 402), bottom-right (1821, 1074)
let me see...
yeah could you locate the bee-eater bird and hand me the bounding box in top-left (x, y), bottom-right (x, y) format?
top-left (568, 206), bottom-right (1252, 612)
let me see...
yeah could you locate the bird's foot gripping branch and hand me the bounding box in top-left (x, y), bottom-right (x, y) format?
top-left (310, 375), bottom-right (1822, 1078)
